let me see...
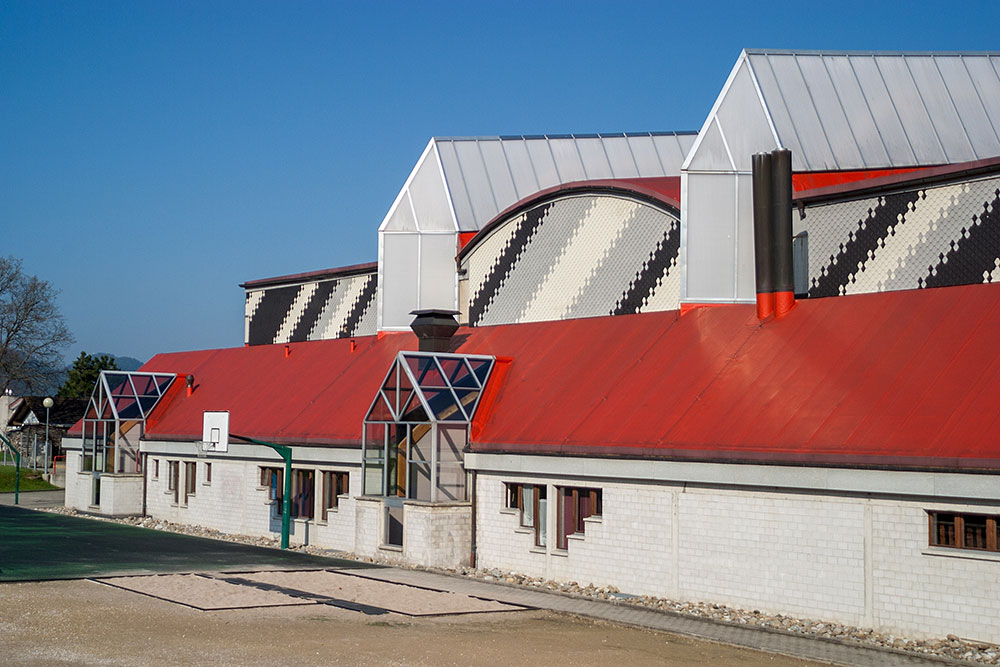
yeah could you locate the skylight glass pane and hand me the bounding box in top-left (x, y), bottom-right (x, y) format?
top-left (398, 363), bottom-right (412, 391)
top-left (423, 388), bottom-right (463, 421)
top-left (138, 395), bottom-right (159, 415)
top-left (383, 387), bottom-right (398, 417)
top-left (365, 394), bottom-right (394, 422)
top-left (400, 392), bottom-right (429, 422)
top-left (452, 389), bottom-right (480, 418)
top-left (451, 359), bottom-right (479, 388)
top-left (468, 359), bottom-right (492, 384)
top-left (437, 357), bottom-right (464, 384)
top-left (155, 375), bottom-right (173, 393)
top-left (106, 374), bottom-right (130, 396)
top-left (397, 388), bottom-right (413, 417)
top-left (117, 399), bottom-right (143, 420)
top-left (131, 375), bottom-right (156, 395)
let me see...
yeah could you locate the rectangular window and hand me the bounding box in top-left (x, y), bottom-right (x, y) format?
top-left (928, 511), bottom-right (999, 552)
top-left (322, 471), bottom-right (350, 520)
top-left (291, 469), bottom-right (315, 520)
top-left (505, 482), bottom-right (547, 548)
top-left (204, 462), bottom-right (212, 485)
top-left (260, 467), bottom-right (283, 503)
top-left (556, 486), bottom-right (602, 550)
top-left (152, 459), bottom-right (159, 479)
top-left (184, 462), bottom-right (196, 503)
top-left (168, 461), bottom-right (179, 504)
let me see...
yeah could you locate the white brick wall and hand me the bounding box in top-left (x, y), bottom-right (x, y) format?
top-left (871, 501), bottom-right (1000, 641)
top-left (98, 474), bottom-right (144, 516)
top-left (475, 472), bottom-right (1000, 644)
top-left (403, 503), bottom-right (471, 567)
top-left (144, 455), bottom-right (361, 549)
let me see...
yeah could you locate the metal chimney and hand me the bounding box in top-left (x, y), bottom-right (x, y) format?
top-left (409, 309), bottom-right (460, 352)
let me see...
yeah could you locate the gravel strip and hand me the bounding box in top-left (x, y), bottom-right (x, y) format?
top-left (41, 507), bottom-right (999, 665)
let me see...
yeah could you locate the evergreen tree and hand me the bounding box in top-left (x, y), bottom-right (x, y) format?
top-left (57, 352), bottom-right (119, 398)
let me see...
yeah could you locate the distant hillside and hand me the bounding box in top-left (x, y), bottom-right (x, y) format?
top-left (112, 356), bottom-right (144, 371)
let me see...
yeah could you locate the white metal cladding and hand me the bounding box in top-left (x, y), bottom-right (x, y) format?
top-left (680, 49), bottom-right (1000, 304)
top-left (685, 50), bottom-right (1000, 174)
top-left (377, 133), bottom-right (696, 330)
top-left (795, 173), bottom-right (1000, 297)
top-left (381, 133), bottom-right (696, 235)
top-left (460, 193), bottom-right (682, 326)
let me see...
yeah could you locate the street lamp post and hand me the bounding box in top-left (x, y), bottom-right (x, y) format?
top-left (43, 397), bottom-right (54, 477)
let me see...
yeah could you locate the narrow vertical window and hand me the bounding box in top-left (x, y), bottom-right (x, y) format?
top-left (204, 462), bottom-right (212, 485)
top-left (184, 462), bottom-right (196, 503)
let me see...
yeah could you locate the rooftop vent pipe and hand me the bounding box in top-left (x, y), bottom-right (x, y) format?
top-left (752, 148), bottom-right (795, 320)
top-left (409, 309), bottom-right (460, 352)
top-left (185, 374), bottom-right (195, 397)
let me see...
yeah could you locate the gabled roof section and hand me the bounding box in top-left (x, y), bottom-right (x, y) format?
top-left (108, 283), bottom-right (1000, 470)
top-left (380, 133), bottom-right (696, 234)
top-left (684, 49), bottom-right (1000, 173)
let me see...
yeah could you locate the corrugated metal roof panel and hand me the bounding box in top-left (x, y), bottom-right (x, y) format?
top-left (127, 283), bottom-right (1000, 469)
top-left (743, 51), bottom-right (1000, 171)
top-left (430, 133), bottom-right (696, 231)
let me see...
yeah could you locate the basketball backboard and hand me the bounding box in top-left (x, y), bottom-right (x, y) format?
top-left (202, 411), bottom-right (229, 452)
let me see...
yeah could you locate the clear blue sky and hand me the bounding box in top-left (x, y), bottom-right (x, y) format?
top-left (2, 1), bottom-right (998, 363)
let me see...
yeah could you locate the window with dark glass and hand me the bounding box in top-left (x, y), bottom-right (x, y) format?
top-left (928, 511), bottom-right (999, 552)
top-left (184, 462), bottom-right (196, 503)
top-left (291, 469), bottom-right (315, 519)
top-left (322, 471), bottom-right (349, 520)
top-left (168, 461), bottom-right (179, 504)
top-left (505, 482), bottom-right (547, 548)
top-left (556, 487), bottom-right (602, 550)
top-left (260, 466), bottom-right (283, 503)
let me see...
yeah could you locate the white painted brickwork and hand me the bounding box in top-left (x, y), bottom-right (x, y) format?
top-left (403, 503), bottom-right (471, 568)
top-left (476, 473), bottom-right (1000, 644)
top-left (144, 456), bottom-right (360, 550)
top-left (871, 502), bottom-right (1000, 642)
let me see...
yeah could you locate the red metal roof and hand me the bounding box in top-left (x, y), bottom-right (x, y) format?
top-left (91, 283), bottom-right (1000, 470)
top-left (470, 284), bottom-right (1000, 470)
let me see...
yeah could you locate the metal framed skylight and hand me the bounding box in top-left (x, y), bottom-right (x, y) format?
top-left (85, 371), bottom-right (176, 422)
top-left (364, 351), bottom-right (494, 425)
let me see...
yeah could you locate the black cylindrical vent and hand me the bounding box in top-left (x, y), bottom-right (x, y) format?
top-left (409, 309), bottom-right (460, 353)
top-left (771, 148), bottom-right (794, 294)
top-left (752, 152), bottom-right (774, 297)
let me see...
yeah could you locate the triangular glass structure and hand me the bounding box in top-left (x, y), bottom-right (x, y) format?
top-left (366, 351), bottom-right (494, 427)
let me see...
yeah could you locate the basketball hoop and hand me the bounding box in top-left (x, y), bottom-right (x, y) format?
top-left (202, 411), bottom-right (229, 453)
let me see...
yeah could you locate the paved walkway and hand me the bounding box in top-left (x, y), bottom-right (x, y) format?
top-left (0, 495), bottom-right (954, 666)
top-left (353, 568), bottom-right (954, 667)
top-left (0, 488), bottom-right (64, 508)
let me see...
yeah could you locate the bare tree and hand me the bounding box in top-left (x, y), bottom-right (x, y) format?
top-left (0, 256), bottom-right (74, 395)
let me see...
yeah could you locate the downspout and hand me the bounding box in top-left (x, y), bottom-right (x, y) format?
top-left (141, 452), bottom-right (148, 517)
top-left (469, 469), bottom-right (477, 568)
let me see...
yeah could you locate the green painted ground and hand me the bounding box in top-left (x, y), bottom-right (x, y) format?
top-left (0, 465), bottom-right (59, 492)
top-left (0, 505), bottom-right (378, 581)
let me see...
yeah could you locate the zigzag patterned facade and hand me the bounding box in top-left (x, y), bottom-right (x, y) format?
top-left (798, 173), bottom-right (1000, 298)
top-left (244, 272), bottom-right (377, 345)
top-left (461, 193), bottom-right (681, 326)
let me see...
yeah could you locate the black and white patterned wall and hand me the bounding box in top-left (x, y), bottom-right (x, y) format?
top-left (244, 273), bottom-right (377, 345)
top-left (461, 193), bottom-right (681, 327)
top-left (798, 174), bottom-right (1000, 298)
